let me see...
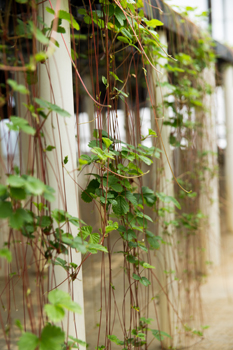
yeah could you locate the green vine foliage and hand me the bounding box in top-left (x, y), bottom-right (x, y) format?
top-left (0, 0), bottom-right (218, 349)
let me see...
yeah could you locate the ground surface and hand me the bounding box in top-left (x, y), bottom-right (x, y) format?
top-left (190, 231), bottom-right (233, 350)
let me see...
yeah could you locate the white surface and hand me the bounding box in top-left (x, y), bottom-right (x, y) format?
top-left (38, 0), bottom-right (86, 345)
top-left (223, 65), bottom-right (233, 232)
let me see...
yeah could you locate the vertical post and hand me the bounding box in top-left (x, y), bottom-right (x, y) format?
top-left (38, 0), bottom-right (85, 344)
top-left (0, 122), bottom-right (7, 276)
top-left (198, 67), bottom-right (221, 269)
top-left (15, 72), bottom-right (34, 175)
top-left (151, 30), bottom-right (179, 349)
top-left (223, 64), bottom-right (233, 232)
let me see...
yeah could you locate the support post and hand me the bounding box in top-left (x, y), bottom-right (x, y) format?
top-left (38, 0), bottom-right (85, 345)
top-left (198, 67), bottom-right (221, 270)
top-left (151, 30), bottom-right (179, 349)
top-left (223, 64), bottom-right (233, 232)
top-left (0, 123), bottom-right (8, 276)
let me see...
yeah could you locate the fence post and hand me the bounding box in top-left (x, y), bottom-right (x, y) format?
top-left (223, 64), bottom-right (233, 232)
top-left (38, 0), bottom-right (86, 345)
top-left (198, 67), bottom-right (221, 270)
top-left (150, 30), bottom-right (179, 349)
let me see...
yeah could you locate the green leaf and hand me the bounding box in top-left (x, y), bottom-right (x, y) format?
top-left (44, 185), bottom-right (55, 202)
top-left (51, 209), bottom-right (66, 223)
top-left (64, 156), bottom-right (68, 164)
top-left (81, 179), bottom-right (100, 203)
top-left (114, 6), bottom-right (126, 26)
top-left (151, 329), bottom-right (172, 341)
top-left (18, 208), bottom-right (33, 223)
top-left (142, 262), bottom-right (155, 269)
top-left (38, 216), bottom-right (52, 228)
top-left (46, 7), bottom-right (55, 15)
top-left (56, 26), bottom-right (66, 34)
top-left (137, 332), bottom-right (146, 340)
top-left (140, 317), bottom-right (153, 325)
top-left (18, 332), bottom-right (39, 350)
top-left (24, 176), bottom-right (45, 195)
top-left (109, 71), bottom-right (123, 83)
top-left (138, 154), bottom-right (153, 166)
top-left (103, 176), bottom-right (123, 192)
top-left (156, 192), bottom-right (181, 209)
top-left (46, 145), bottom-right (56, 151)
top-left (113, 87), bottom-right (129, 98)
top-left (0, 201), bottom-right (13, 219)
top-left (40, 324), bottom-right (65, 350)
top-left (9, 209), bottom-right (25, 229)
top-left (127, 254), bottom-right (138, 265)
top-left (15, 319), bottom-right (23, 331)
top-left (10, 187), bottom-right (26, 200)
top-left (35, 98), bottom-right (71, 117)
top-left (102, 137), bottom-right (113, 149)
top-left (125, 191), bottom-right (137, 207)
top-left (142, 186), bottom-right (156, 207)
top-left (146, 232), bottom-right (161, 250)
top-left (88, 139), bottom-right (105, 149)
top-left (68, 336), bottom-right (86, 347)
top-left (58, 10), bottom-right (80, 31)
top-left (7, 79), bottom-right (29, 94)
top-left (44, 304), bottom-right (65, 323)
top-left (149, 128), bottom-right (157, 137)
top-left (16, 0), bottom-right (28, 3)
top-left (112, 196), bottom-right (129, 215)
top-left (28, 21), bottom-right (49, 45)
top-left (48, 289), bottom-right (82, 314)
top-left (102, 76), bottom-right (108, 87)
top-left (7, 117), bottom-right (36, 135)
top-left (123, 229), bottom-right (136, 241)
top-left (108, 335), bottom-right (124, 346)
top-left (88, 243), bottom-right (108, 253)
top-left (0, 248), bottom-right (12, 262)
top-left (35, 51), bottom-right (48, 63)
top-left (140, 276), bottom-right (151, 286)
top-left (105, 220), bottom-right (118, 233)
top-left (0, 184), bottom-right (7, 196)
top-left (145, 19), bottom-right (164, 28)
top-left (117, 36), bottom-right (130, 44)
top-left (9, 208), bottom-right (31, 229)
top-left (60, 299), bottom-right (82, 313)
top-left (132, 273), bottom-right (141, 281)
top-left (89, 232), bottom-right (100, 244)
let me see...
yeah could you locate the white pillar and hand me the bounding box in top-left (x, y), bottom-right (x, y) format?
top-left (223, 64), bottom-right (233, 232)
top-left (38, 0), bottom-right (85, 345)
top-left (15, 72), bottom-right (35, 175)
top-left (198, 67), bottom-right (221, 269)
top-left (0, 123), bottom-right (8, 277)
top-left (151, 30), bottom-right (179, 349)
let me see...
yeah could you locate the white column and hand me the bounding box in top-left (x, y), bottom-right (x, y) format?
top-left (38, 0), bottom-right (85, 345)
top-left (198, 67), bottom-right (221, 269)
top-left (223, 64), bottom-right (233, 232)
top-left (0, 123), bottom-right (8, 277)
top-left (15, 72), bottom-right (35, 175)
top-left (151, 30), bottom-right (179, 349)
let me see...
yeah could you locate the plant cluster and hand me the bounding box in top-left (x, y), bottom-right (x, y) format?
top-left (0, 0), bottom-right (218, 349)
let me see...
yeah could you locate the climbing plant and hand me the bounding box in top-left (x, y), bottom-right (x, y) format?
top-left (0, 0), bottom-right (218, 349)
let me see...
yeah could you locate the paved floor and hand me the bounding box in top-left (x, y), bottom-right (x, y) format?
top-left (190, 232), bottom-right (233, 350)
